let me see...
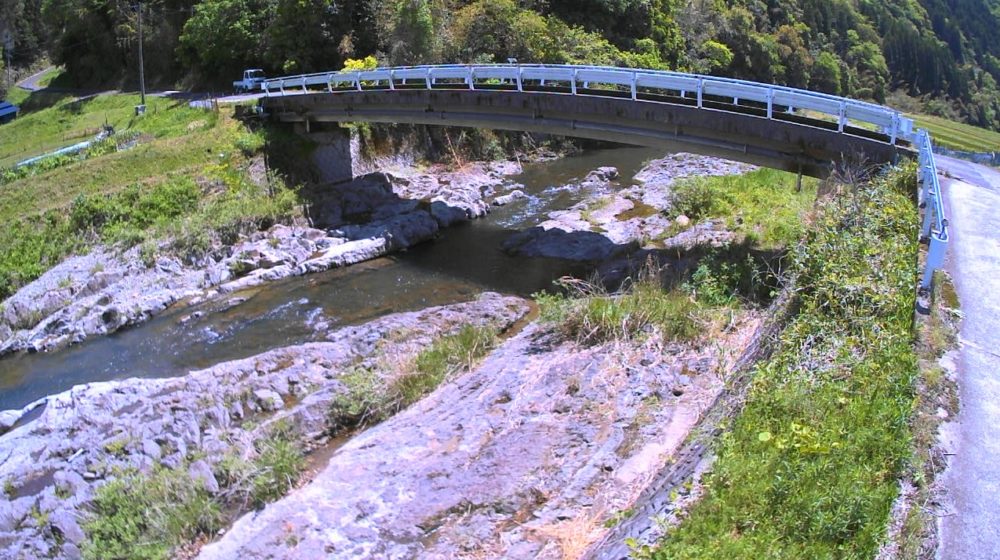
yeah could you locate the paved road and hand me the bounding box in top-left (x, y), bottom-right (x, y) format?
top-left (936, 156), bottom-right (1000, 560)
top-left (16, 66), bottom-right (56, 92)
top-left (16, 65), bottom-right (259, 105)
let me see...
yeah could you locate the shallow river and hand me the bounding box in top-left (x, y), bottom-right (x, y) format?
top-left (0, 147), bottom-right (662, 411)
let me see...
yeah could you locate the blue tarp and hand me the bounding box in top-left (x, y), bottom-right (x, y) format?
top-left (0, 101), bottom-right (18, 122)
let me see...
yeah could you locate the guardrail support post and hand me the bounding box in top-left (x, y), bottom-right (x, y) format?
top-left (837, 102), bottom-right (846, 132)
top-left (516, 68), bottom-right (523, 92)
top-left (631, 73), bottom-right (637, 100)
top-left (766, 88), bottom-right (774, 119)
top-left (696, 79), bottom-right (703, 108)
top-left (920, 164), bottom-right (933, 205)
top-left (922, 192), bottom-right (936, 239)
top-left (921, 236), bottom-right (946, 290)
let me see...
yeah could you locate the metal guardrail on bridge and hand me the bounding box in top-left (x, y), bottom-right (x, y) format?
top-left (261, 64), bottom-right (948, 291)
top-left (263, 64), bottom-right (914, 144)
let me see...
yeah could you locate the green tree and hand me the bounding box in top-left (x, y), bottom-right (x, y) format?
top-left (846, 31), bottom-right (889, 102)
top-left (775, 24), bottom-right (812, 88)
top-left (386, 0), bottom-right (439, 65)
top-left (448, 0), bottom-right (549, 63)
top-left (178, 0), bottom-right (273, 81)
top-left (700, 40), bottom-right (734, 73)
top-left (264, 0), bottom-right (356, 74)
top-left (810, 51), bottom-right (842, 95)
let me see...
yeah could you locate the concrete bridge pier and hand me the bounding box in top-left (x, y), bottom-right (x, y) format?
top-left (291, 122), bottom-right (360, 185)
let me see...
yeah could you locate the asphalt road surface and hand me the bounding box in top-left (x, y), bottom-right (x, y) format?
top-left (16, 65), bottom-right (262, 105)
top-left (936, 156), bottom-right (1000, 560)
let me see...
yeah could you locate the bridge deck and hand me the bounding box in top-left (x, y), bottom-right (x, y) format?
top-left (264, 87), bottom-right (908, 178)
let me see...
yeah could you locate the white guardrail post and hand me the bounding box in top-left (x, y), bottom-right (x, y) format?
top-left (259, 64), bottom-right (949, 292)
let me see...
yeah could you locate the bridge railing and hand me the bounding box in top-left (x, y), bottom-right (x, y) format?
top-left (261, 64), bottom-right (914, 145)
top-left (915, 129), bottom-right (949, 290)
top-left (261, 64), bottom-right (949, 292)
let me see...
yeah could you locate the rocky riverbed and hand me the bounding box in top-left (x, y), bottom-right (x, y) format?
top-left (196, 307), bottom-right (762, 559)
top-left (0, 161), bottom-right (524, 357)
top-left (0, 152), bottom-right (747, 359)
top-left (0, 148), bottom-right (768, 559)
top-left (0, 291), bottom-right (765, 560)
top-left (0, 294), bottom-right (530, 559)
top-left (503, 154), bottom-right (753, 260)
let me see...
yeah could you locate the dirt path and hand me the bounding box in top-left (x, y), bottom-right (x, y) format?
top-left (935, 156), bottom-right (1000, 560)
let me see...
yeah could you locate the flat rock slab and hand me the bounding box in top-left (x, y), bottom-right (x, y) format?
top-left (198, 315), bottom-right (762, 560)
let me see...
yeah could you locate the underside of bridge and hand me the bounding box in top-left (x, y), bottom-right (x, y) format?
top-left (262, 89), bottom-right (911, 178)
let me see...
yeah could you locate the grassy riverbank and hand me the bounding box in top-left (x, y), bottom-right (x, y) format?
top-left (667, 168), bottom-right (818, 250)
top-left (650, 165), bottom-right (920, 558)
top-left (0, 94), bottom-right (302, 301)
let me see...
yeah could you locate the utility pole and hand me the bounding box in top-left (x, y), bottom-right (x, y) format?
top-left (2, 29), bottom-right (13, 91)
top-left (135, 1), bottom-right (146, 114)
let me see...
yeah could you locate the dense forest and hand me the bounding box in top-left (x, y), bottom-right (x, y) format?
top-left (1, 0), bottom-right (999, 131)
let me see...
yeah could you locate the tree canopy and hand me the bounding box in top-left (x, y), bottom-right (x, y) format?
top-left (3, 0), bottom-right (999, 131)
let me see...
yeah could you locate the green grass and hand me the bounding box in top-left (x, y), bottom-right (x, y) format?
top-left (536, 263), bottom-right (703, 344)
top-left (667, 168), bottom-right (818, 249)
top-left (34, 67), bottom-right (67, 89)
top-left (0, 95), bottom-right (300, 301)
top-left (328, 325), bottom-right (499, 429)
top-left (82, 467), bottom-right (223, 560)
top-left (910, 113), bottom-right (1000, 153)
top-left (402, 324), bottom-right (498, 401)
top-left (0, 93), bottom-right (209, 168)
top-left (648, 165), bottom-right (919, 559)
top-left (84, 422), bottom-right (305, 560)
top-left (247, 424), bottom-right (306, 507)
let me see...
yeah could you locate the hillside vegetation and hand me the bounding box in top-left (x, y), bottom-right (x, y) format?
top-left (2, 0), bottom-right (999, 132)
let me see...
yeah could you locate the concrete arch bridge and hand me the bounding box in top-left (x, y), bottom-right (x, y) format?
top-left (258, 64), bottom-right (947, 288)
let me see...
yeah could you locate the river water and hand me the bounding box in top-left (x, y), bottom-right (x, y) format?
top-left (0, 147), bottom-right (662, 412)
